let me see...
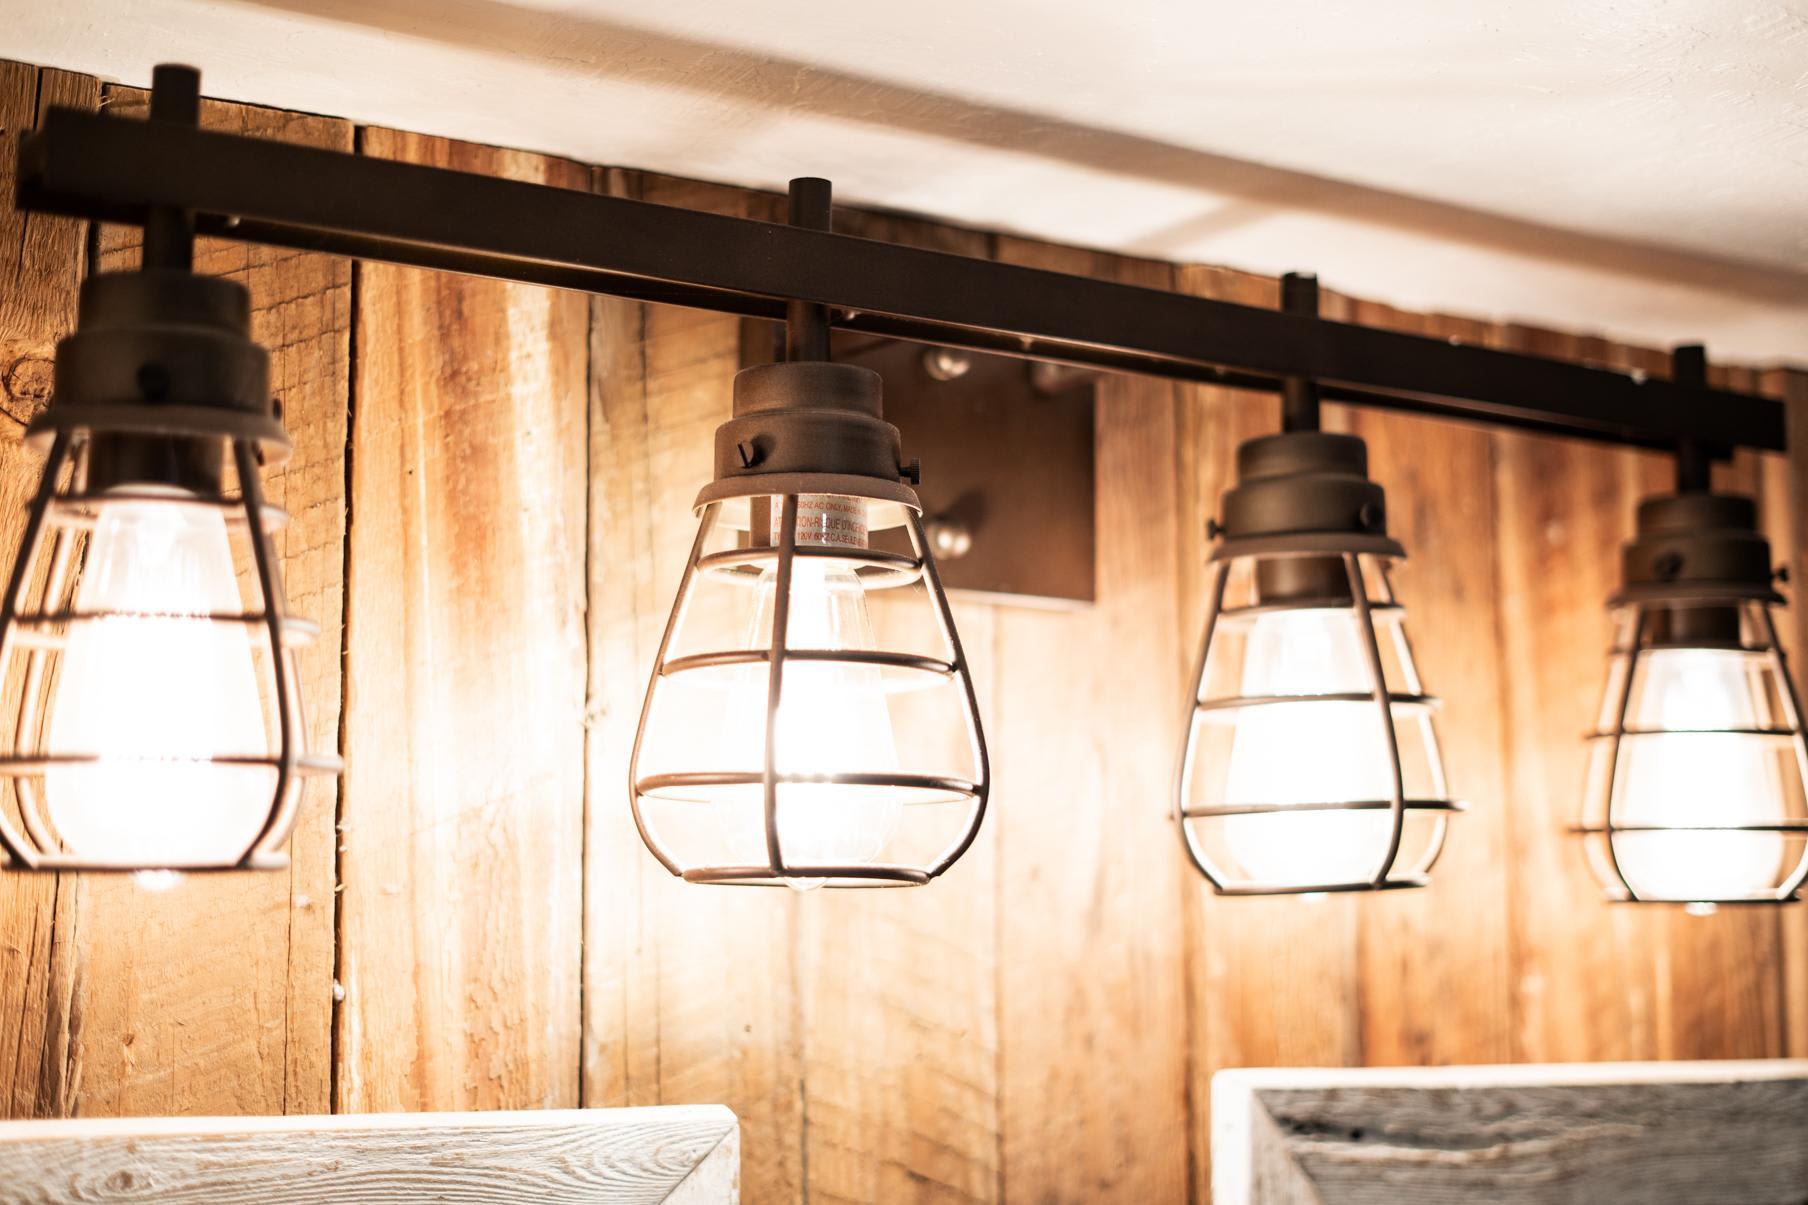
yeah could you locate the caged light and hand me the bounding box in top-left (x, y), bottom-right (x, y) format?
top-left (628, 181), bottom-right (988, 890)
top-left (1575, 350), bottom-right (1808, 908)
top-left (0, 67), bottom-right (339, 883)
top-left (1174, 276), bottom-right (1461, 895)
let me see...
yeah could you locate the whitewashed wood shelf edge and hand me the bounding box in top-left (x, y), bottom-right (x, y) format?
top-left (0, 1103), bottom-right (738, 1204)
top-left (1213, 1059), bottom-right (1808, 1205)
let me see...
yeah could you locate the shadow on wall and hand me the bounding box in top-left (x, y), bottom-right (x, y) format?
top-left (219, 0), bottom-right (1808, 307)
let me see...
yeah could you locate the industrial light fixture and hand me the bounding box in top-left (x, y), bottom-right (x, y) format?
top-left (1174, 277), bottom-right (1461, 894)
top-left (628, 181), bottom-right (989, 889)
top-left (0, 67), bottom-right (339, 883)
top-left (15, 66), bottom-right (1804, 913)
top-left (1574, 349), bottom-right (1808, 909)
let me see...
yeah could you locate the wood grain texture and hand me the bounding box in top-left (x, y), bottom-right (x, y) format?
top-left (1493, 327), bottom-right (1663, 1064)
top-left (340, 129), bottom-right (587, 1113)
top-left (582, 171), bottom-right (804, 1203)
top-left (0, 1104), bottom-right (738, 1203)
top-left (1335, 302), bottom-right (1515, 1071)
top-left (1214, 1062), bottom-right (1808, 1205)
top-left (2, 82), bottom-right (350, 1120)
top-left (0, 62), bottom-right (96, 1123)
top-left (991, 237), bottom-right (1191, 1204)
top-left (1761, 368), bottom-right (1808, 1060)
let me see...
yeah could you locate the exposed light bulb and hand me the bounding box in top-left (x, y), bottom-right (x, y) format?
top-left (731, 497), bottom-right (902, 889)
top-left (1221, 608), bottom-right (1394, 887)
top-left (1613, 647), bottom-right (1785, 901)
top-left (44, 487), bottom-right (271, 874)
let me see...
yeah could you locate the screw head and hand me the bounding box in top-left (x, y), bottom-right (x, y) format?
top-left (922, 347), bottom-right (972, 382)
top-left (925, 517), bottom-right (974, 559)
top-left (902, 457), bottom-right (922, 486)
top-left (1654, 551), bottom-right (1685, 580)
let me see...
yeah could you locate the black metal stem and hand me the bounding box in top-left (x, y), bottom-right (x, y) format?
top-left (141, 64), bottom-right (198, 272)
top-left (1280, 272), bottom-right (1321, 433)
top-left (785, 177), bottom-right (832, 363)
top-left (1671, 344), bottom-right (1713, 492)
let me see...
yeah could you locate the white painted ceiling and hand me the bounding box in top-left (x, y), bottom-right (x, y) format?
top-left (10, 0), bottom-right (1808, 360)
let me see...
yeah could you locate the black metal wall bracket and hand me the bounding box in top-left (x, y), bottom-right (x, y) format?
top-left (742, 323), bottom-right (1099, 605)
top-left (13, 101), bottom-right (1788, 455)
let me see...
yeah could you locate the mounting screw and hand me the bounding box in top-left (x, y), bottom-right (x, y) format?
top-left (1029, 361), bottom-right (1098, 396)
top-left (737, 440), bottom-right (759, 469)
top-left (1205, 517), bottom-right (1224, 540)
top-left (902, 457), bottom-right (922, 485)
top-left (925, 517), bottom-right (974, 559)
top-left (922, 347), bottom-right (972, 382)
top-left (1776, 565), bottom-right (1791, 584)
top-left (1654, 551), bottom-right (1685, 580)
top-left (1358, 501), bottom-right (1383, 531)
top-left (271, 397), bottom-right (283, 421)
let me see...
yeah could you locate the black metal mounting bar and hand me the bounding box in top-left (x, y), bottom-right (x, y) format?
top-left (14, 104), bottom-right (1787, 453)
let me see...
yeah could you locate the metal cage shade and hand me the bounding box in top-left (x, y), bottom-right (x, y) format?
top-left (1175, 549), bottom-right (1461, 895)
top-left (630, 490), bottom-right (988, 888)
top-left (0, 430), bottom-right (340, 872)
top-left (1576, 597), bottom-right (1808, 904)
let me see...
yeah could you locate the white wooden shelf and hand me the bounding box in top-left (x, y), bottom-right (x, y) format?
top-left (0, 1104), bottom-right (737, 1204)
top-left (1214, 1060), bottom-right (1808, 1204)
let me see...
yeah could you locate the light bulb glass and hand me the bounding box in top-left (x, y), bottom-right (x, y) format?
top-left (44, 487), bottom-right (271, 868)
top-left (730, 555), bottom-right (903, 888)
top-left (1221, 607), bottom-right (1395, 887)
top-left (1612, 646), bottom-right (1786, 900)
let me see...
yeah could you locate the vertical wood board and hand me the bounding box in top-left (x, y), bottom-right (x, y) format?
top-left (339, 129), bottom-right (587, 1113)
top-left (992, 237), bottom-right (1192, 1204)
top-left (0, 61), bottom-right (98, 1123)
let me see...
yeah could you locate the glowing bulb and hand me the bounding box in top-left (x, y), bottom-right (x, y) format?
top-left (1221, 608), bottom-right (1395, 887)
top-left (44, 487), bottom-right (271, 871)
top-left (729, 498), bottom-right (903, 888)
top-left (1612, 647), bottom-right (1785, 901)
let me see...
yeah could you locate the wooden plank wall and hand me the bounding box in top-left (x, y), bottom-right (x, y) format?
top-left (2, 57), bottom-right (1807, 1203)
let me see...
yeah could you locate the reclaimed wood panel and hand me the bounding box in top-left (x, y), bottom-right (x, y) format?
top-left (582, 171), bottom-right (805, 1202)
top-left (1761, 368), bottom-right (1808, 1060)
top-left (0, 61), bottom-right (97, 1122)
top-left (0, 1104), bottom-right (738, 1203)
top-left (1213, 1061), bottom-right (1808, 1205)
top-left (1494, 327), bottom-right (1664, 1064)
top-left (1335, 301), bottom-right (1516, 1071)
top-left (991, 238), bottom-right (1191, 1204)
top-left (339, 129), bottom-right (587, 1113)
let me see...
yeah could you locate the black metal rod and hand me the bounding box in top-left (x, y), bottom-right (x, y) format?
top-left (1671, 344), bottom-right (1714, 492)
top-left (785, 177), bottom-right (832, 363)
top-left (14, 103), bottom-right (1787, 453)
top-left (1280, 272), bottom-right (1321, 433)
top-left (141, 64), bottom-right (198, 271)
